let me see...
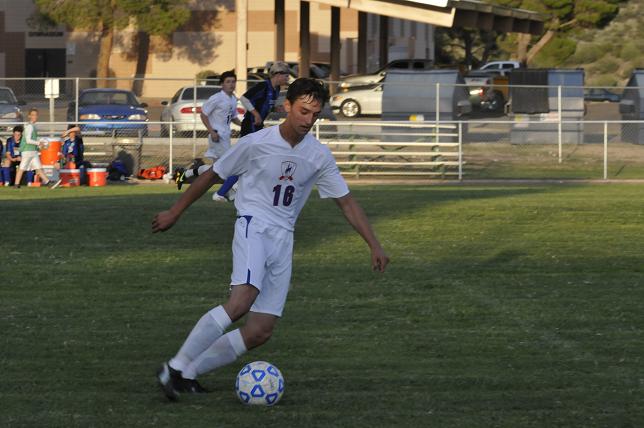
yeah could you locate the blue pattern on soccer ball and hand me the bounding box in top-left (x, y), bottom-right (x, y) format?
top-left (236, 361), bottom-right (285, 406)
top-left (251, 369), bottom-right (266, 382)
top-left (250, 384), bottom-right (265, 397)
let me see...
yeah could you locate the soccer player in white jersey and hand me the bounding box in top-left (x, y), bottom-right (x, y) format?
top-left (175, 70), bottom-right (240, 197)
top-left (153, 78), bottom-right (389, 400)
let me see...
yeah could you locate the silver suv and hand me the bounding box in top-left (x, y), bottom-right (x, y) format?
top-left (339, 59), bottom-right (433, 90)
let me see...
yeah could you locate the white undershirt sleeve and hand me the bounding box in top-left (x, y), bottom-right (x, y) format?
top-left (240, 96), bottom-right (255, 112)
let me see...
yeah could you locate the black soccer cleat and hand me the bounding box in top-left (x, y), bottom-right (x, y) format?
top-left (157, 362), bottom-right (183, 401)
top-left (174, 168), bottom-right (186, 191)
top-left (182, 378), bottom-right (210, 394)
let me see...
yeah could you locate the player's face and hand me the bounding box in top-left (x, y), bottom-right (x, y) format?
top-left (28, 110), bottom-right (38, 123)
top-left (284, 95), bottom-right (322, 136)
top-left (274, 72), bottom-right (289, 87)
top-left (13, 131), bottom-right (21, 140)
top-left (221, 77), bottom-right (236, 94)
top-left (68, 131), bottom-right (76, 140)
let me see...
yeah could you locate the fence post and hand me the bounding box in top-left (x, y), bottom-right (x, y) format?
top-left (315, 121), bottom-right (320, 139)
top-left (192, 77), bottom-right (197, 159)
top-left (169, 122), bottom-right (174, 176)
top-left (603, 121), bottom-right (608, 180)
top-left (557, 85), bottom-right (562, 164)
top-left (75, 77), bottom-right (79, 123)
top-left (435, 82), bottom-right (440, 144)
top-left (458, 121), bottom-right (463, 181)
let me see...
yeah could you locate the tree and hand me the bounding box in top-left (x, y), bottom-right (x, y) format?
top-left (34, 0), bottom-right (191, 90)
top-left (120, 0), bottom-right (191, 95)
top-left (435, 28), bottom-right (502, 69)
top-left (492, 0), bottom-right (621, 65)
top-left (34, 0), bottom-right (130, 87)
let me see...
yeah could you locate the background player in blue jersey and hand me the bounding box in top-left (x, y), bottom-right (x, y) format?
top-left (1, 125), bottom-right (23, 186)
top-left (153, 78), bottom-right (389, 401)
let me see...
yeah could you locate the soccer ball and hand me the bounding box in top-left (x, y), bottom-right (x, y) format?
top-left (235, 361), bottom-right (285, 406)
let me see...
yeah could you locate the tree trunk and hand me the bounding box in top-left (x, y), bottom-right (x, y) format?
top-left (132, 32), bottom-right (150, 96)
top-left (96, 24), bottom-right (114, 88)
top-left (516, 33), bottom-right (531, 65)
top-left (462, 30), bottom-right (473, 68)
top-left (480, 31), bottom-right (497, 65)
top-left (526, 30), bottom-right (556, 65)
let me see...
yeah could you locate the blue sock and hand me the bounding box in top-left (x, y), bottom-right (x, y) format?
top-left (0, 167), bottom-right (9, 183)
top-left (26, 171), bottom-right (35, 183)
top-left (217, 175), bottom-right (239, 197)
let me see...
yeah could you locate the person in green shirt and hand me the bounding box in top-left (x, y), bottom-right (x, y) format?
top-left (14, 108), bottom-right (60, 189)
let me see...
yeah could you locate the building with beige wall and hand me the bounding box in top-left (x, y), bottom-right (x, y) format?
top-left (0, 0), bottom-right (435, 98)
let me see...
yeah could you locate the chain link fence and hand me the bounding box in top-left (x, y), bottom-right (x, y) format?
top-left (1, 77), bottom-right (643, 181)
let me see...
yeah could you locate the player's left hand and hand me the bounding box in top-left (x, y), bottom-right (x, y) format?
top-left (152, 210), bottom-right (178, 233)
top-left (371, 246), bottom-right (390, 273)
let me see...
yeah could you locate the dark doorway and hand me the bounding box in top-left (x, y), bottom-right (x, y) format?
top-left (25, 49), bottom-right (66, 95)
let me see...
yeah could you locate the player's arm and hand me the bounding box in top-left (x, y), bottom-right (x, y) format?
top-left (334, 193), bottom-right (389, 273)
top-left (240, 84), bottom-right (265, 125)
top-left (61, 126), bottom-right (81, 138)
top-left (200, 111), bottom-right (219, 142)
top-left (152, 169), bottom-right (222, 233)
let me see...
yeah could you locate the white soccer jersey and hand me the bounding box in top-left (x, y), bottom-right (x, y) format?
top-left (213, 125), bottom-right (349, 231)
top-left (201, 90), bottom-right (237, 140)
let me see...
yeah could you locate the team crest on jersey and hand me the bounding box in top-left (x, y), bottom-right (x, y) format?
top-left (279, 161), bottom-right (297, 181)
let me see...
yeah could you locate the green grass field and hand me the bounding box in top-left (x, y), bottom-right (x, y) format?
top-left (1, 184), bottom-right (643, 427)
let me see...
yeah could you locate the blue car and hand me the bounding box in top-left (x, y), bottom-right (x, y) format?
top-left (67, 89), bottom-right (148, 136)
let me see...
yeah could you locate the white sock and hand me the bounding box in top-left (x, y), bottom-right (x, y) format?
top-left (183, 164), bottom-right (211, 179)
top-left (182, 329), bottom-right (247, 379)
top-left (168, 305), bottom-right (231, 372)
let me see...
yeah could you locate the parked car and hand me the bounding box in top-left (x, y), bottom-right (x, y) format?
top-left (584, 88), bottom-right (621, 103)
top-left (160, 85), bottom-right (245, 137)
top-left (477, 61), bottom-right (521, 76)
top-left (339, 59), bottom-right (433, 90)
top-left (67, 89), bottom-right (148, 136)
top-left (0, 86), bottom-right (24, 130)
top-left (464, 71), bottom-right (508, 113)
top-left (330, 83), bottom-right (383, 118)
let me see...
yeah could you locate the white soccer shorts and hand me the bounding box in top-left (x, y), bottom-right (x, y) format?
top-left (18, 151), bottom-right (42, 171)
top-left (204, 134), bottom-right (231, 161)
top-left (230, 215), bottom-right (294, 317)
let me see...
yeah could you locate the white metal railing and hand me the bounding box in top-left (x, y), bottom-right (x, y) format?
top-left (3, 119), bottom-right (644, 181)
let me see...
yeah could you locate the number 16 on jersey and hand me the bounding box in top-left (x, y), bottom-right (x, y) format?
top-left (273, 185), bottom-right (295, 207)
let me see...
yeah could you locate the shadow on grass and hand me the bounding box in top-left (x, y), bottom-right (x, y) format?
top-left (0, 185), bottom-right (552, 259)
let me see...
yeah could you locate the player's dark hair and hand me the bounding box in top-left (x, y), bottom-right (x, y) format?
top-left (220, 70), bottom-right (237, 84)
top-left (13, 125), bottom-right (23, 133)
top-left (285, 78), bottom-right (329, 107)
top-left (28, 107), bottom-right (38, 114)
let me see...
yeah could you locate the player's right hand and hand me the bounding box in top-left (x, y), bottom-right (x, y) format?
top-left (152, 210), bottom-right (178, 233)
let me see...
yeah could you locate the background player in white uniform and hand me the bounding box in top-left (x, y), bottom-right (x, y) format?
top-left (153, 78), bottom-right (389, 400)
top-left (175, 70), bottom-right (240, 194)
